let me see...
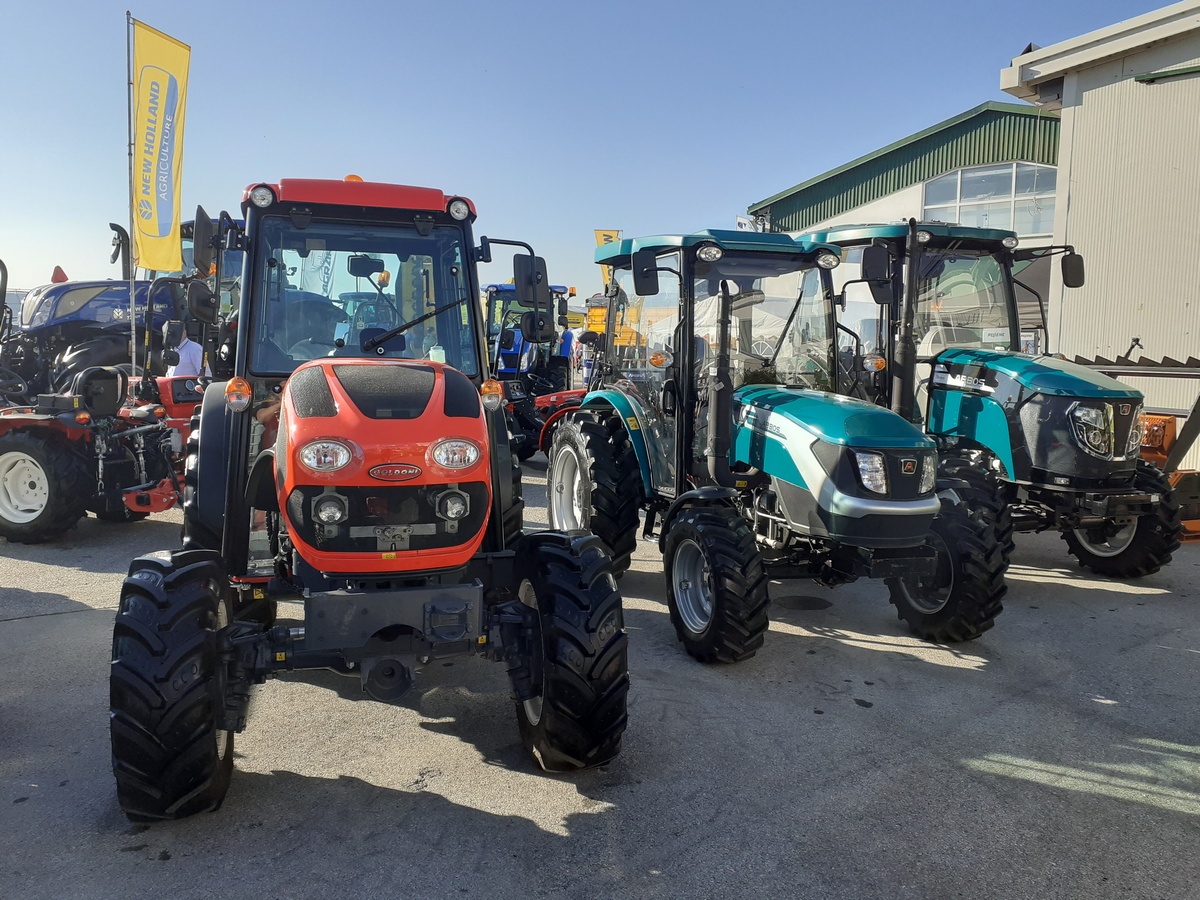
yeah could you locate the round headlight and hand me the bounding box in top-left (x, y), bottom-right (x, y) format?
top-left (432, 439), bottom-right (480, 469)
top-left (916, 230), bottom-right (933, 244)
top-left (249, 186), bottom-right (275, 208)
top-left (299, 440), bottom-right (352, 472)
top-left (696, 244), bottom-right (724, 262)
top-left (314, 496), bottom-right (347, 524)
top-left (816, 251), bottom-right (840, 269)
top-left (1002, 236), bottom-right (1019, 250)
top-left (448, 198), bottom-right (471, 220)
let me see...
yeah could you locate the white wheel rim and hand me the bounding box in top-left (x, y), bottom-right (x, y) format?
top-left (518, 580), bottom-right (544, 726)
top-left (0, 451), bottom-right (50, 524)
top-left (1072, 522), bottom-right (1137, 558)
top-left (672, 538), bottom-right (715, 634)
top-left (550, 446), bottom-right (587, 531)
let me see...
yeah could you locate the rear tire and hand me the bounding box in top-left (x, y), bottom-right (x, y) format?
top-left (886, 494), bottom-right (1006, 642)
top-left (0, 432), bottom-right (90, 543)
top-left (514, 532), bottom-right (629, 771)
top-left (1063, 460), bottom-right (1182, 578)
top-left (663, 505), bottom-right (770, 663)
top-left (547, 410), bottom-right (641, 575)
top-left (110, 550), bottom-right (234, 821)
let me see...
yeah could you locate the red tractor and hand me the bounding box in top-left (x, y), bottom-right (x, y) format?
top-left (108, 178), bottom-right (630, 821)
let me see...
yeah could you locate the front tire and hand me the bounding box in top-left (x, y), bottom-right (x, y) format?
top-left (887, 495), bottom-right (1006, 642)
top-left (1063, 460), bottom-right (1182, 578)
top-left (514, 532), bottom-right (629, 772)
top-left (547, 411), bottom-right (641, 575)
top-left (939, 454), bottom-right (1014, 562)
top-left (110, 550), bottom-right (234, 821)
top-left (663, 505), bottom-right (770, 663)
top-left (0, 432), bottom-right (89, 543)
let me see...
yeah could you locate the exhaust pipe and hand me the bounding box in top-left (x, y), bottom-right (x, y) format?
top-left (362, 658), bottom-right (413, 703)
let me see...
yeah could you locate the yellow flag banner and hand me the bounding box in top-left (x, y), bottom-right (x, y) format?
top-left (131, 20), bottom-right (190, 272)
top-left (594, 229), bottom-right (620, 287)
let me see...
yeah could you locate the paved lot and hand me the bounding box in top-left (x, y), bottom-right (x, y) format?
top-left (2, 458), bottom-right (1198, 899)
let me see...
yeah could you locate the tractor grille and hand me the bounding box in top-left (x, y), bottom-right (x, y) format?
top-left (332, 364), bottom-right (434, 419)
top-left (286, 482), bottom-right (489, 554)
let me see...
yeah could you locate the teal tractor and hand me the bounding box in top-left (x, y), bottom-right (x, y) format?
top-left (803, 220), bottom-right (1181, 577)
top-left (547, 230), bottom-right (1009, 662)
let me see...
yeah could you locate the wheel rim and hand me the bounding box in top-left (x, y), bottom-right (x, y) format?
top-left (0, 450), bottom-right (50, 524)
top-left (1071, 521), bottom-right (1137, 557)
top-left (214, 593), bottom-right (232, 760)
top-left (550, 445), bottom-right (587, 531)
top-left (672, 538), bottom-right (714, 635)
top-left (518, 579), bottom-right (544, 726)
top-left (897, 531), bottom-right (953, 615)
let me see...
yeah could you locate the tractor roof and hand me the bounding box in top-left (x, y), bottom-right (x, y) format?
top-left (241, 179), bottom-right (476, 217)
top-left (594, 229), bottom-right (840, 266)
top-left (797, 221), bottom-right (1018, 247)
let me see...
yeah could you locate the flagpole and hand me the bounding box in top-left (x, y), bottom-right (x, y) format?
top-left (126, 11), bottom-right (137, 375)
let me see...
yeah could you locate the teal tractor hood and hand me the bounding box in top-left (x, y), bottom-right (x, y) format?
top-left (936, 348), bottom-right (1142, 399)
top-left (735, 385), bottom-right (934, 449)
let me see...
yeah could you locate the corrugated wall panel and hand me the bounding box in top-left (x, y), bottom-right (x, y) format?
top-left (765, 110), bottom-right (1059, 232)
top-left (1054, 35), bottom-right (1200, 431)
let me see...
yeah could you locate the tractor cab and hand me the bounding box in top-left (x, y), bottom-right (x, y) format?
top-left (484, 282), bottom-right (575, 394)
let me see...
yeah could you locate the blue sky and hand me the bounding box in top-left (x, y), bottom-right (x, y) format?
top-left (0, 0), bottom-right (1169, 298)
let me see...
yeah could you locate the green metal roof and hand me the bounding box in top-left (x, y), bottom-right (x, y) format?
top-left (595, 229), bottom-right (838, 266)
top-left (748, 101), bottom-right (1059, 233)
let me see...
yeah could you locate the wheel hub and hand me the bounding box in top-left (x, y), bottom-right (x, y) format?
top-left (0, 451), bottom-right (50, 524)
top-left (672, 539), bottom-right (714, 635)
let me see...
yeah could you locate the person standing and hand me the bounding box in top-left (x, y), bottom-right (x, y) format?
top-left (166, 332), bottom-right (211, 377)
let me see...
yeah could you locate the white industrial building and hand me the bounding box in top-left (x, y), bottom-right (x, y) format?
top-left (1001, 0), bottom-right (1200, 423)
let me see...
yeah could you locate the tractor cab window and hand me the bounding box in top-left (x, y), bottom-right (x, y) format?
top-left (693, 257), bottom-right (833, 393)
top-left (249, 217), bottom-right (478, 377)
top-left (910, 248), bottom-right (1015, 357)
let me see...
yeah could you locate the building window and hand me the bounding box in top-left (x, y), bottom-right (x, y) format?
top-left (923, 162), bottom-right (1056, 237)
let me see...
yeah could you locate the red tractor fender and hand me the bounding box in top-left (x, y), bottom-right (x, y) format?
top-left (538, 398), bottom-right (583, 453)
top-left (0, 409), bottom-right (90, 442)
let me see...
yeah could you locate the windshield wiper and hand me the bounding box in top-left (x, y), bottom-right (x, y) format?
top-left (362, 297), bottom-right (466, 352)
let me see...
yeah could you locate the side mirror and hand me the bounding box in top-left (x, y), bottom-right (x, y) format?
top-left (577, 330), bottom-right (599, 346)
top-left (861, 244), bottom-right (892, 305)
top-left (187, 279), bottom-right (219, 325)
top-left (192, 206), bottom-right (214, 276)
top-left (557, 315), bottom-right (569, 327)
top-left (631, 249), bottom-right (660, 297)
top-left (558, 296), bottom-right (568, 316)
top-left (513, 254), bottom-right (552, 310)
top-left (1062, 252), bottom-right (1085, 288)
top-left (520, 310), bottom-right (555, 344)
top-left (162, 320), bottom-right (186, 349)
top-left (348, 255), bottom-right (386, 278)
top-left (500, 328), bottom-right (516, 351)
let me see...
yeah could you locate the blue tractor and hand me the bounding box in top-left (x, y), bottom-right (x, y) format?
top-left (484, 282), bottom-right (575, 394)
top-left (803, 220), bottom-right (1181, 578)
top-left (547, 230), bottom-right (1008, 661)
top-left (0, 221), bottom-right (242, 404)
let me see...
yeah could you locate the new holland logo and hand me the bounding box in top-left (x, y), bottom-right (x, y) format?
top-left (369, 464), bottom-right (422, 482)
top-left (901, 459), bottom-right (917, 475)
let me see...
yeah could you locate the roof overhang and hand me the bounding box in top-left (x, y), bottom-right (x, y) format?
top-left (1001, 1), bottom-right (1200, 108)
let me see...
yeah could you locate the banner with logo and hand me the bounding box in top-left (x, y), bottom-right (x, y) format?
top-left (594, 229), bottom-right (620, 287)
top-left (130, 19), bottom-right (190, 272)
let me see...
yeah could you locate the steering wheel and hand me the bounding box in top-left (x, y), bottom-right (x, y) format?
top-left (0, 366), bottom-right (29, 400)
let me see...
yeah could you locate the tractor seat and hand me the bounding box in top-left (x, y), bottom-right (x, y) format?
top-left (70, 366), bottom-right (126, 418)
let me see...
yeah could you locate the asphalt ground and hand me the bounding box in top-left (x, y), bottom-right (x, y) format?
top-left (2, 458), bottom-right (1198, 900)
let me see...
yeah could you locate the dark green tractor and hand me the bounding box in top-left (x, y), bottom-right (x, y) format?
top-left (804, 220), bottom-right (1181, 578)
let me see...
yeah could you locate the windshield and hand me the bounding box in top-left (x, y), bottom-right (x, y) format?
top-left (248, 216), bottom-right (478, 377)
top-left (910, 248), bottom-right (1016, 357)
top-left (692, 255), bottom-right (833, 392)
